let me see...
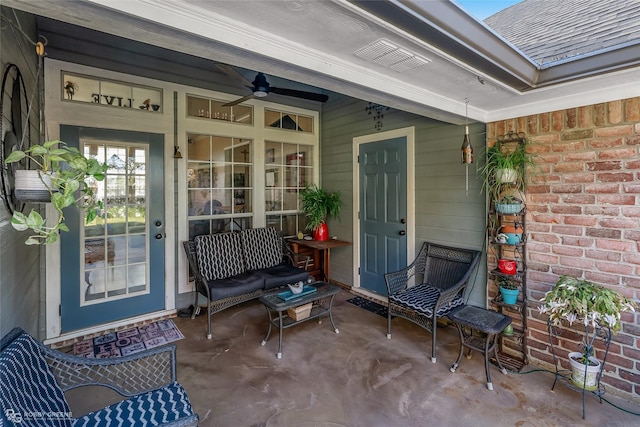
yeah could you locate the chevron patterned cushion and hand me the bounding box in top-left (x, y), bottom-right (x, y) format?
top-left (74, 381), bottom-right (195, 427)
top-left (389, 284), bottom-right (464, 317)
top-left (240, 227), bottom-right (282, 271)
top-left (195, 233), bottom-right (246, 281)
top-left (0, 332), bottom-right (73, 427)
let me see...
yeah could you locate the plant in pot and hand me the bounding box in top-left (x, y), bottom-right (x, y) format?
top-left (539, 275), bottom-right (637, 390)
top-left (480, 140), bottom-right (535, 207)
top-left (497, 275), bottom-right (520, 305)
top-left (299, 184), bottom-right (341, 241)
top-left (5, 140), bottom-right (108, 245)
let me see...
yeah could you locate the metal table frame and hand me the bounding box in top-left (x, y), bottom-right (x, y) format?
top-left (448, 305), bottom-right (512, 390)
top-left (259, 281), bottom-right (340, 358)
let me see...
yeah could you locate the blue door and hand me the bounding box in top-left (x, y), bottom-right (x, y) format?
top-left (60, 126), bottom-right (165, 332)
top-left (359, 137), bottom-right (408, 295)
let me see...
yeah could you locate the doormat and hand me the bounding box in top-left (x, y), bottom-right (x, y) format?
top-left (73, 319), bottom-right (184, 358)
top-left (346, 296), bottom-right (388, 318)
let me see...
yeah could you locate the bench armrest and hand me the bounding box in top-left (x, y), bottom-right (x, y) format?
top-left (42, 343), bottom-right (176, 397)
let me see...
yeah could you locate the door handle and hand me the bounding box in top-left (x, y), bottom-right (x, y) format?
top-left (399, 230), bottom-right (406, 236)
top-left (400, 218), bottom-right (406, 224)
top-left (155, 233), bottom-right (165, 240)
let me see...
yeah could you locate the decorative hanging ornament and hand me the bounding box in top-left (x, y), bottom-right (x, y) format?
top-left (461, 98), bottom-right (473, 197)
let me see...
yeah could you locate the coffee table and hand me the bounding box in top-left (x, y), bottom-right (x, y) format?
top-left (259, 281), bottom-right (340, 358)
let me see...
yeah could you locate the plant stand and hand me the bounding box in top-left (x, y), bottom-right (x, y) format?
top-left (547, 319), bottom-right (612, 420)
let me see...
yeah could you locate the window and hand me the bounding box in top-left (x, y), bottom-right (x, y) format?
top-left (265, 141), bottom-right (313, 237)
top-left (187, 134), bottom-right (253, 239)
top-left (187, 95), bottom-right (253, 125)
top-left (265, 108), bottom-right (313, 133)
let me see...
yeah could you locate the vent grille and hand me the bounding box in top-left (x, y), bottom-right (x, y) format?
top-left (354, 39), bottom-right (430, 72)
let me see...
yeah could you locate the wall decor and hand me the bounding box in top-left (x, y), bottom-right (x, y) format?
top-left (365, 102), bottom-right (390, 131)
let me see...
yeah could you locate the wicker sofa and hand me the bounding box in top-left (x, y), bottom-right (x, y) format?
top-left (0, 327), bottom-right (198, 427)
top-left (384, 241), bottom-right (481, 363)
top-left (183, 227), bottom-right (310, 339)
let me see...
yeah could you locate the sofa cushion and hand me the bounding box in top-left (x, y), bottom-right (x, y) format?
top-left (73, 381), bottom-right (196, 427)
top-left (207, 271), bottom-right (265, 300)
top-left (389, 283), bottom-right (464, 317)
top-left (195, 232), bottom-right (245, 281)
top-left (261, 264), bottom-right (310, 290)
top-left (0, 332), bottom-right (73, 427)
top-left (240, 227), bottom-right (282, 271)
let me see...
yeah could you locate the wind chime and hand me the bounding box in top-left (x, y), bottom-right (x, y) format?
top-left (461, 98), bottom-right (474, 197)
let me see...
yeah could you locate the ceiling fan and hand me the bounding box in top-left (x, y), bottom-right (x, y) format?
top-left (219, 65), bottom-right (329, 107)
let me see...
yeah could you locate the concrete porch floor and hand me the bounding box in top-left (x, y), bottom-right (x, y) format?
top-left (67, 289), bottom-right (639, 426)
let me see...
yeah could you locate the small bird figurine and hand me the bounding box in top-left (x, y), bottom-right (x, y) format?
top-left (288, 281), bottom-right (305, 294)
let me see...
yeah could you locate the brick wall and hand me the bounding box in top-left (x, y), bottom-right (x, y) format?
top-left (487, 96), bottom-right (640, 400)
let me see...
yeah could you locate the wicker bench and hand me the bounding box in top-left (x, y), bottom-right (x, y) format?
top-left (183, 227), bottom-right (310, 339)
top-left (0, 327), bottom-right (198, 426)
top-left (384, 241), bottom-right (481, 363)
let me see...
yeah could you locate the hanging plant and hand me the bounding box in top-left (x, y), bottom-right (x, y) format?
top-left (5, 140), bottom-right (107, 245)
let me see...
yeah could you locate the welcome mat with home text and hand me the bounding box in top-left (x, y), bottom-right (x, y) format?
top-left (73, 319), bottom-right (184, 358)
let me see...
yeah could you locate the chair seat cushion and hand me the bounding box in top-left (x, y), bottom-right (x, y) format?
top-left (260, 263), bottom-right (310, 290)
top-left (389, 284), bottom-right (464, 317)
top-left (73, 381), bottom-right (196, 427)
top-left (207, 271), bottom-right (264, 300)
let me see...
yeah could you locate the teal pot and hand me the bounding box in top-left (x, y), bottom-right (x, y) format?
top-left (499, 286), bottom-right (520, 305)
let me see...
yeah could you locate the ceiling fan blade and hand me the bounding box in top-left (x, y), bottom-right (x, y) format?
top-left (223, 93), bottom-right (256, 107)
top-left (270, 87), bottom-right (328, 102)
top-left (216, 63), bottom-right (253, 87)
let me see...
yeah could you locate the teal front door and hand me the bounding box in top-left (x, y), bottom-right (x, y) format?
top-left (359, 137), bottom-right (408, 295)
top-left (60, 126), bottom-right (165, 332)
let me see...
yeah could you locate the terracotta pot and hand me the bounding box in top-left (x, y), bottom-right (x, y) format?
top-left (313, 223), bottom-right (329, 241)
top-left (500, 225), bottom-right (523, 234)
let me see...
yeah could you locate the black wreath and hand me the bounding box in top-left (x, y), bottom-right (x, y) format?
top-left (0, 63), bottom-right (31, 215)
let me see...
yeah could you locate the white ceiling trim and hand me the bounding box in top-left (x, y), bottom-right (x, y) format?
top-left (84, 0), bottom-right (487, 121)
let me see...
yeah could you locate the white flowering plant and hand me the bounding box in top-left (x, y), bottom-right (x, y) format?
top-left (540, 275), bottom-right (636, 335)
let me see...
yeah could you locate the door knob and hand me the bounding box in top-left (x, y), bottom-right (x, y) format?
top-left (155, 220), bottom-right (162, 227)
top-left (399, 230), bottom-right (406, 236)
top-left (400, 218), bottom-right (406, 224)
top-left (155, 233), bottom-right (164, 240)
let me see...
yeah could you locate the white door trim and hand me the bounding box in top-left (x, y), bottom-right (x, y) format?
top-left (351, 126), bottom-right (415, 292)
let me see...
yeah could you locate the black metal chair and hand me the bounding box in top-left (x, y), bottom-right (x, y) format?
top-left (384, 241), bottom-right (481, 363)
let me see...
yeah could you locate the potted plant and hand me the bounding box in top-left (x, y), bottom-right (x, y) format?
top-left (497, 275), bottom-right (520, 304)
top-left (539, 275), bottom-right (637, 389)
top-left (480, 140), bottom-right (535, 205)
top-left (299, 184), bottom-right (341, 241)
top-left (5, 140), bottom-right (108, 245)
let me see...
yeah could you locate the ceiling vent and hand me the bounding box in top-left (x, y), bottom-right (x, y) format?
top-left (354, 39), bottom-right (430, 72)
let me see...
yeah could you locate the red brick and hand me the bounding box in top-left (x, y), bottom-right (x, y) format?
top-left (563, 194), bottom-right (595, 204)
top-left (552, 184), bottom-right (583, 193)
top-left (627, 135), bottom-right (640, 145)
top-left (560, 256), bottom-right (594, 269)
top-left (602, 376), bottom-right (633, 393)
top-left (619, 368), bottom-right (640, 383)
top-left (595, 261), bottom-right (634, 275)
top-left (585, 183), bottom-right (619, 193)
top-left (530, 253), bottom-right (559, 264)
top-left (527, 223), bottom-right (551, 233)
top-left (553, 140), bottom-right (586, 151)
top-left (623, 184), bottom-right (640, 193)
top-left (584, 206), bottom-right (619, 216)
top-left (563, 151), bottom-right (596, 162)
top-left (540, 113), bottom-right (550, 133)
top-left (531, 134), bottom-right (558, 144)
top-left (595, 239), bottom-right (636, 252)
top-left (624, 276), bottom-right (640, 288)
top-left (599, 217), bottom-right (638, 228)
top-left (585, 250), bottom-right (621, 262)
top-left (552, 265), bottom-right (588, 280)
top-left (565, 108), bottom-right (577, 128)
top-left (526, 115), bottom-right (538, 135)
top-left (532, 214), bottom-right (561, 224)
top-left (622, 253), bottom-right (640, 265)
top-left (589, 137), bottom-right (624, 148)
top-left (586, 228), bottom-right (622, 239)
top-left (564, 216), bottom-right (597, 226)
top-left (552, 110), bottom-right (563, 131)
top-left (552, 225), bottom-right (584, 236)
top-left (527, 241), bottom-right (551, 253)
top-left (554, 163), bottom-right (583, 173)
top-left (564, 173), bottom-right (594, 183)
top-left (624, 230), bottom-right (640, 241)
top-left (597, 194), bottom-right (636, 205)
top-left (598, 148), bottom-right (637, 160)
top-left (530, 194), bottom-right (560, 203)
top-left (586, 161), bottom-right (622, 171)
top-left (528, 203), bottom-right (550, 213)
top-left (621, 207), bottom-right (640, 217)
top-left (594, 103), bottom-right (606, 126)
top-left (585, 271), bottom-right (622, 286)
top-left (577, 106), bottom-right (591, 128)
top-left (626, 159), bottom-right (640, 169)
top-left (550, 205), bottom-right (582, 214)
top-left (560, 236), bottom-right (594, 247)
top-left (599, 172), bottom-right (634, 182)
top-left (624, 97), bottom-right (640, 121)
top-left (608, 100), bottom-right (623, 124)
top-left (530, 233), bottom-right (560, 244)
top-left (595, 124), bottom-right (633, 137)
